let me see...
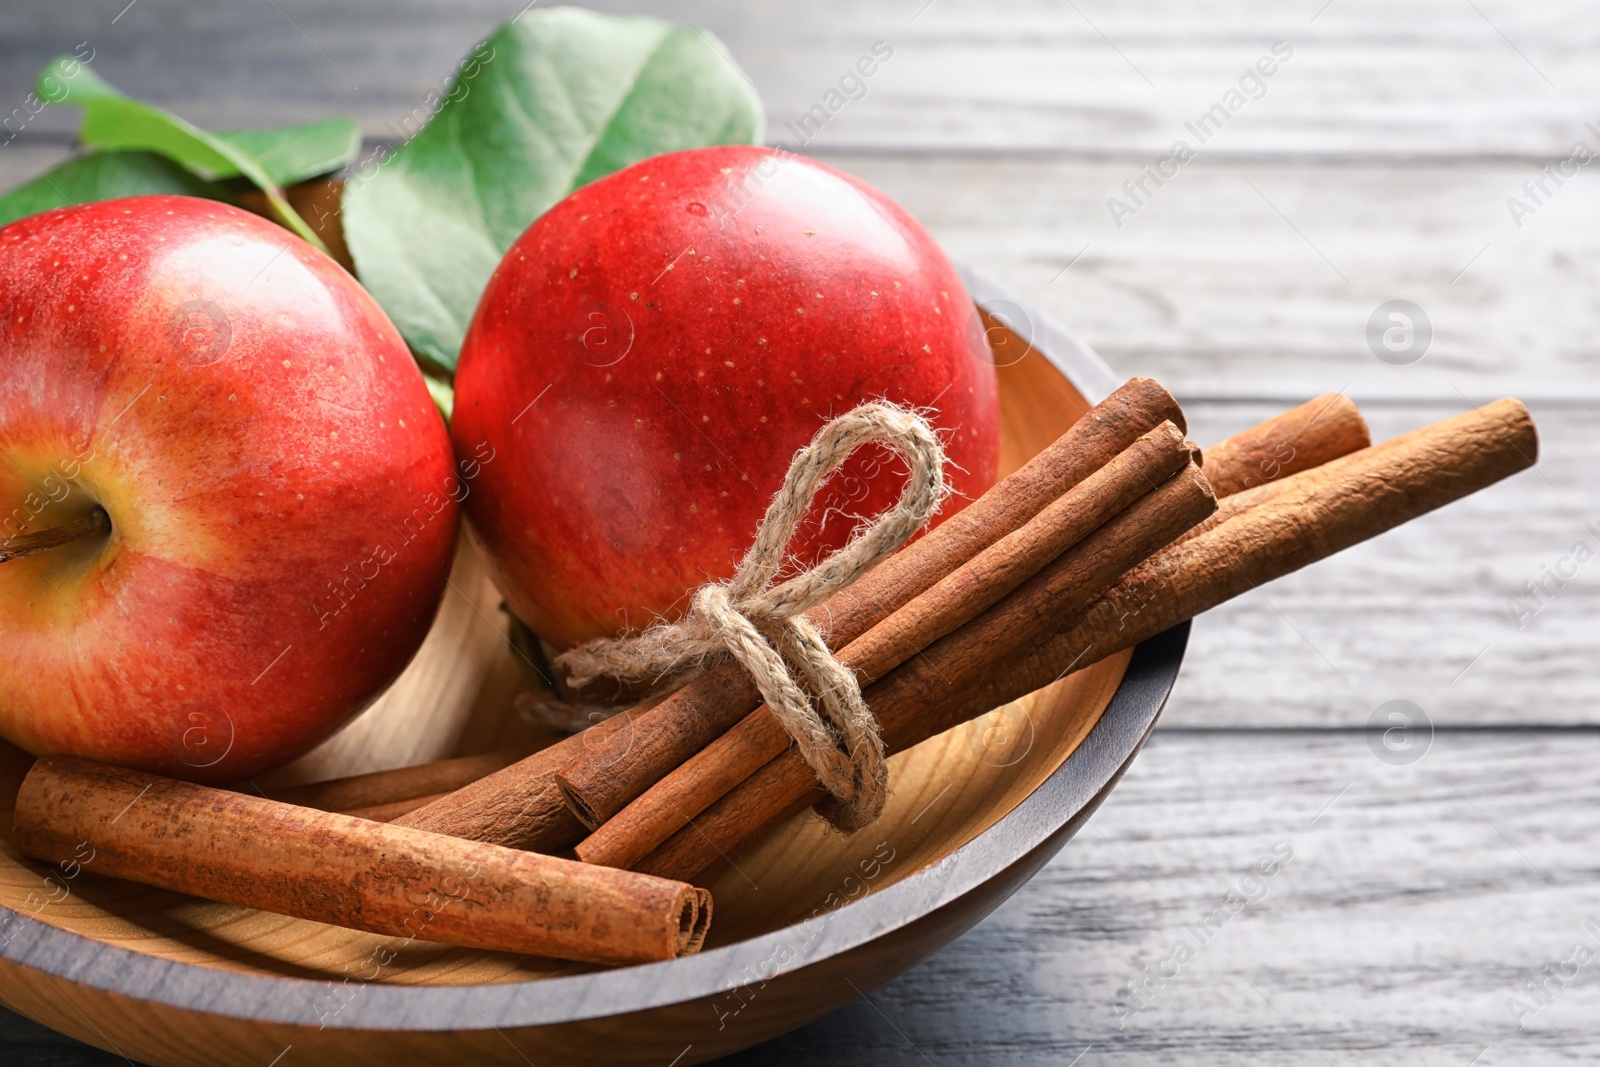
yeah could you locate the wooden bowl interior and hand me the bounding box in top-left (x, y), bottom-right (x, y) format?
top-left (0, 324), bottom-right (1130, 991)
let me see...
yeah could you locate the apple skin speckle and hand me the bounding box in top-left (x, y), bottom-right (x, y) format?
top-left (453, 146), bottom-right (1000, 650)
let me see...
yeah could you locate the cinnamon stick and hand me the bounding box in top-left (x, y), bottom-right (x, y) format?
top-left (344, 791), bottom-right (451, 823)
top-left (635, 399), bottom-right (1537, 881)
top-left (555, 378), bottom-right (1186, 830)
top-left (1198, 392), bottom-right (1368, 496)
top-left (264, 750), bottom-right (522, 813)
top-left (388, 707), bottom-right (632, 851)
top-left (575, 422), bottom-right (1198, 868)
top-left (14, 757), bottom-right (711, 965)
top-left (849, 462), bottom-right (1214, 741)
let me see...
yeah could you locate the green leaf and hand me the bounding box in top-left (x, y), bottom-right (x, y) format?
top-left (422, 373), bottom-right (456, 423)
top-left (38, 61), bottom-right (360, 186)
top-left (0, 151), bottom-right (230, 229)
top-left (213, 118), bottom-right (362, 187)
top-left (34, 56), bottom-right (331, 251)
top-left (342, 6), bottom-right (764, 372)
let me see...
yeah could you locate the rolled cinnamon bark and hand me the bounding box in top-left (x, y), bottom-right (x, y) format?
top-left (389, 708), bottom-right (633, 852)
top-left (636, 399), bottom-right (1537, 881)
top-left (835, 462), bottom-right (1214, 752)
top-left (344, 791), bottom-right (451, 823)
top-left (576, 422), bottom-right (1198, 868)
top-left (1170, 393), bottom-right (1370, 553)
top-left (1198, 393), bottom-right (1368, 496)
top-left (14, 757), bottom-right (711, 965)
top-left (264, 750), bottom-right (522, 813)
top-left (555, 377), bottom-right (1186, 830)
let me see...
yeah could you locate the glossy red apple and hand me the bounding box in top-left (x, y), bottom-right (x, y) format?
top-left (0, 196), bottom-right (460, 781)
top-left (453, 145), bottom-right (1000, 650)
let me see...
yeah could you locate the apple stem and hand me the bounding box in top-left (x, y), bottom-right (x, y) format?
top-left (0, 507), bottom-right (111, 563)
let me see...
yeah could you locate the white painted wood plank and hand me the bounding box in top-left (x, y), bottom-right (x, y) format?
top-left (817, 151), bottom-right (1600, 401)
top-left (6, 144), bottom-right (1598, 400)
top-left (1169, 400), bottom-right (1597, 727)
top-left (718, 730), bottom-right (1600, 1064)
top-left (0, 0), bottom-right (1596, 156)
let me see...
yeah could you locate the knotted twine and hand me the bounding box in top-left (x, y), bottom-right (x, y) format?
top-left (555, 402), bottom-right (949, 831)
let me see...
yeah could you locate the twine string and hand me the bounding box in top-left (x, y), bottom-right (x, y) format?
top-left (554, 402), bottom-right (948, 830)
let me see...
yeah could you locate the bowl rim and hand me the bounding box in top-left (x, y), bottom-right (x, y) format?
top-left (0, 268), bottom-right (1185, 1032)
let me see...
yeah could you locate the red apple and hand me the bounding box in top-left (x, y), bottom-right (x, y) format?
top-left (0, 196), bottom-right (459, 781)
top-left (453, 145), bottom-right (1000, 650)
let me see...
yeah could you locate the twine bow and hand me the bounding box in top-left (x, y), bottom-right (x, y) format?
top-left (555, 402), bottom-right (949, 830)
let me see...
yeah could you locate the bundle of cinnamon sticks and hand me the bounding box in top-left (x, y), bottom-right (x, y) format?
top-left (339, 379), bottom-right (1534, 884)
top-left (376, 381), bottom-right (1369, 868)
top-left (11, 377), bottom-right (1538, 965)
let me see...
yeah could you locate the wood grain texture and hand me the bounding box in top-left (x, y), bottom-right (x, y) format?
top-left (0, 0), bottom-right (1595, 156)
top-left (717, 729), bottom-right (1600, 1065)
top-left (1170, 400), bottom-right (1596, 728)
top-left (816, 153), bottom-right (1600, 401)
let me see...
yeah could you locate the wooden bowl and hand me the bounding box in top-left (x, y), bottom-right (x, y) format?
top-left (0, 270), bottom-right (1187, 1066)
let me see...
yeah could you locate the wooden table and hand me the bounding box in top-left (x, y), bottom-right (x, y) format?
top-left (2, 1), bottom-right (1595, 1062)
